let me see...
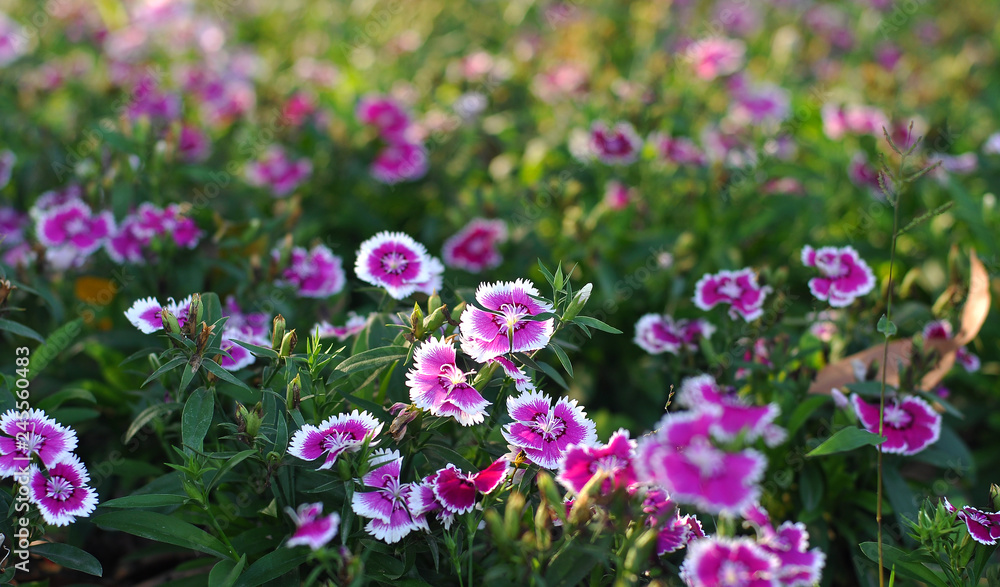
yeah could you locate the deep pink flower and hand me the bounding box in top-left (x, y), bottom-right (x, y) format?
top-left (487, 355), bottom-right (536, 392)
top-left (603, 180), bottom-right (633, 210)
top-left (357, 95), bottom-right (411, 141)
top-left (588, 121), bottom-right (642, 165)
top-left (922, 319), bottom-right (952, 341)
top-left (684, 37), bottom-right (746, 80)
top-left (557, 429), bottom-right (636, 494)
top-left (851, 394), bottom-right (941, 456)
top-left (282, 92), bottom-right (316, 127)
top-left (351, 449), bottom-right (426, 543)
top-left (124, 295), bottom-right (192, 333)
top-left (634, 314), bottom-right (715, 355)
top-left (412, 255), bottom-right (445, 296)
top-left (943, 498), bottom-right (1000, 545)
top-left (370, 141), bottom-right (428, 184)
top-left (354, 231), bottom-right (432, 300)
top-left (635, 411), bottom-right (767, 515)
top-left (2, 243), bottom-right (35, 268)
top-left (288, 410), bottom-right (384, 469)
top-left (956, 347), bottom-right (980, 373)
top-left (0, 409), bottom-right (78, 477)
top-left (313, 312), bottom-right (370, 341)
top-left (693, 268), bottom-right (770, 322)
top-left (822, 104), bottom-right (889, 140)
top-left (218, 326), bottom-right (267, 371)
top-left (743, 504), bottom-right (826, 587)
top-left (502, 390), bottom-right (597, 469)
top-left (31, 185), bottom-right (83, 219)
top-left (26, 454), bottom-right (99, 527)
top-left (802, 245), bottom-right (876, 307)
top-left (0, 206), bottom-right (27, 248)
top-left (105, 217), bottom-right (149, 264)
top-left (680, 537), bottom-right (779, 587)
top-left (729, 83), bottom-right (790, 126)
top-left (285, 502), bottom-right (340, 551)
top-left (442, 218), bottom-right (508, 273)
top-left (222, 296), bottom-right (270, 339)
top-left (177, 125), bottom-right (211, 162)
top-left (459, 279), bottom-right (555, 362)
top-left (848, 151), bottom-right (884, 196)
top-left (406, 337), bottom-right (490, 426)
top-left (245, 147), bottom-right (312, 197)
top-left (649, 133), bottom-right (708, 167)
top-left (642, 487), bottom-right (704, 555)
top-left (274, 244), bottom-right (346, 298)
top-left (126, 77), bottom-right (181, 123)
top-left (35, 199), bottom-right (113, 256)
top-left (676, 375), bottom-right (785, 446)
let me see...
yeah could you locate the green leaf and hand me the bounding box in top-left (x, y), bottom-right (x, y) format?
top-left (202, 358), bottom-right (253, 392)
top-left (550, 343), bottom-right (574, 378)
top-left (99, 494), bottom-right (189, 508)
top-left (972, 542), bottom-right (1000, 582)
top-left (207, 450), bottom-right (259, 492)
top-left (182, 387), bottom-right (215, 453)
top-left (35, 388), bottom-right (97, 412)
top-left (877, 314), bottom-right (897, 337)
top-left (232, 339), bottom-right (279, 360)
top-left (94, 511), bottom-right (234, 560)
top-left (536, 360), bottom-right (569, 390)
top-left (799, 463), bottom-right (824, 513)
top-left (807, 426), bottom-right (884, 457)
top-left (31, 542), bottom-right (103, 577)
top-left (785, 395), bottom-right (829, 438)
top-left (335, 346), bottom-right (408, 376)
top-left (26, 318), bottom-right (84, 380)
top-left (210, 554), bottom-right (246, 587)
top-left (571, 316), bottom-right (622, 334)
top-left (234, 547), bottom-right (308, 587)
top-left (124, 403), bottom-right (182, 445)
top-left (858, 542), bottom-right (949, 587)
top-left (142, 356), bottom-right (189, 388)
top-left (0, 318), bottom-right (45, 343)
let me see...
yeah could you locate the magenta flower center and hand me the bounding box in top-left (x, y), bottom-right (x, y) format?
top-left (495, 302), bottom-right (530, 331)
top-left (15, 431), bottom-right (44, 455)
top-left (530, 413), bottom-right (566, 442)
top-left (816, 253), bottom-right (846, 277)
top-left (65, 216), bottom-right (87, 235)
top-left (377, 474), bottom-right (406, 505)
top-left (683, 437), bottom-right (724, 477)
top-left (322, 430), bottom-right (356, 450)
top-left (438, 364), bottom-right (471, 388)
top-left (380, 251), bottom-right (410, 275)
top-left (590, 454), bottom-right (626, 476)
top-left (46, 475), bottom-right (75, 501)
top-left (883, 404), bottom-right (913, 428)
top-left (719, 560), bottom-right (751, 585)
top-left (717, 279), bottom-right (742, 299)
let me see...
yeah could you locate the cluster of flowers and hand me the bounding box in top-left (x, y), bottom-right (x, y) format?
top-left (923, 319), bottom-right (981, 373)
top-left (1, 188), bottom-right (201, 270)
top-left (245, 147), bottom-right (313, 197)
top-left (0, 409), bottom-right (98, 526)
top-left (636, 245), bottom-right (876, 355)
top-left (356, 95), bottom-right (429, 184)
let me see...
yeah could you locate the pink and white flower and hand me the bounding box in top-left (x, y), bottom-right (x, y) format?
top-left (634, 314), bottom-right (715, 355)
top-left (557, 429), bottom-right (636, 494)
top-left (922, 319), bottom-right (952, 341)
top-left (245, 147), bottom-right (312, 197)
top-left (0, 206), bottom-right (27, 248)
top-left (487, 355), bottom-right (536, 392)
top-left (442, 218), bottom-right (508, 273)
top-left (370, 141), bottom-right (428, 184)
top-left (603, 180), bottom-right (634, 210)
top-left (288, 410), bottom-right (384, 469)
top-left (676, 374), bottom-right (785, 446)
top-left (588, 121), bottom-right (642, 165)
top-left (848, 152), bottom-right (885, 196)
top-left (679, 537), bottom-right (779, 587)
top-left (0, 13), bottom-right (28, 66)
top-left (683, 37), bottom-right (746, 80)
top-left (635, 411), bottom-right (767, 515)
top-left (285, 502), bottom-right (340, 551)
top-left (35, 199), bottom-right (114, 256)
top-left (124, 295), bottom-right (193, 333)
top-left (728, 83), bottom-right (791, 126)
top-left (801, 245), bottom-right (876, 307)
top-left (413, 255), bottom-right (445, 296)
top-left (648, 133), bottom-right (708, 167)
top-left (944, 498), bottom-right (1000, 545)
top-left (409, 458), bottom-right (510, 528)
top-left (821, 104), bottom-right (890, 140)
top-left (218, 326), bottom-right (267, 371)
top-left (406, 337), bottom-right (490, 426)
top-left (642, 487), bottom-right (704, 556)
top-left (357, 95), bottom-right (411, 141)
top-left (956, 347), bottom-right (980, 373)
top-left (351, 449), bottom-right (426, 543)
top-left (275, 244), bottom-right (346, 298)
top-left (0, 409), bottom-right (78, 477)
top-left (354, 231), bottom-right (432, 300)
top-left (26, 454), bottom-right (99, 527)
top-left (851, 394), bottom-right (941, 456)
top-left (743, 504), bottom-right (826, 587)
top-left (502, 390), bottom-right (597, 469)
top-left (693, 268), bottom-right (770, 322)
top-left (459, 279), bottom-right (555, 362)
top-left (313, 312), bottom-right (370, 341)
top-left (177, 125), bottom-right (211, 162)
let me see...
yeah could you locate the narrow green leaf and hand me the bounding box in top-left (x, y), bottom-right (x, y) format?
top-left (99, 494), bottom-right (189, 508)
top-left (550, 343), bottom-right (574, 378)
top-left (336, 346), bottom-right (408, 376)
top-left (858, 542), bottom-right (949, 587)
top-left (234, 547), bottom-right (308, 587)
top-left (0, 318), bottom-right (45, 343)
top-left (142, 356), bottom-right (189, 388)
top-left (124, 403), bottom-right (182, 445)
top-left (26, 318), bottom-right (84, 380)
top-left (182, 387), bottom-right (215, 453)
top-left (31, 542), bottom-right (103, 577)
top-left (202, 358), bottom-right (253, 392)
top-left (94, 511), bottom-right (234, 560)
top-left (210, 554), bottom-right (247, 587)
top-left (207, 449), bottom-right (258, 492)
top-left (785, 395), bottom-right (829, 438)
top-left (572, 316), bottom-right (622, 334)
top-left (536, 360), bottom-right (569, 390)
top-left (232, 339), bottom-right (279, 360)
top-left (807, 426), bottom-right (884, 457)
top-left (35, 388), bottom-right (97, 412)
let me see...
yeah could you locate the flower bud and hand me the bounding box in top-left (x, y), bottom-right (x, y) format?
top-left (423, 306), bottom-right (447, 333)
top-left (286, 374), bottom-right (301, 411)
top-left (388, 403), bottom-right (420, 442)
top-left (188, 293), bottom-right (204, 326)
top-left (182, 480), bottom-right (203, 502)
top-left (271, 314), bottom-right (286, 350)
top-left (279, 329), bottom-right (297, 358)
top-left (450, 301), bottom-right (467, 324)
top-left (236, 402), bottom-right (263, 445)
top-left (427, 293), bottom-right (442, 315)
top-left (562, 283), bottom-right (592, 321)
top-left (160, 308), bottom-right (181, 334)
top-left (410, 303), bottom-right (425, 340)
top-left (991, 484), bottom-right (1000, 512)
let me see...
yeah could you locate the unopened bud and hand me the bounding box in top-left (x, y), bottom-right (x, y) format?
top-left (0, 279), bottom-right (14, 307)
top-left (410, 303), bottom-right (425, 340)
top-left (563, 283), bottom-right (592, 321)
top-left (423, 306), bottom-right (447, 333)
top-left (271, 315), bottom-right (286, 350)
top-left (286, 374), bottom-right (301, 411)
top-left (279, 329), bottom-right (297, 358)
top-left (388, 403), bottom-right (420, 442)
top-left (182, 481), bottom-right (202, 502)
top-left (161, 308), bottom-right (181, 334)
top-left (428, 293), bottom-right (442, 314)
top-left (991, 484), bottom-right (1000, 511)
top-left (188, 293), bottom-right (204, 326)
top-left (236, 402), bottom-right (263, 444)
top-left (450, 301), bottom-right (467, 323)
